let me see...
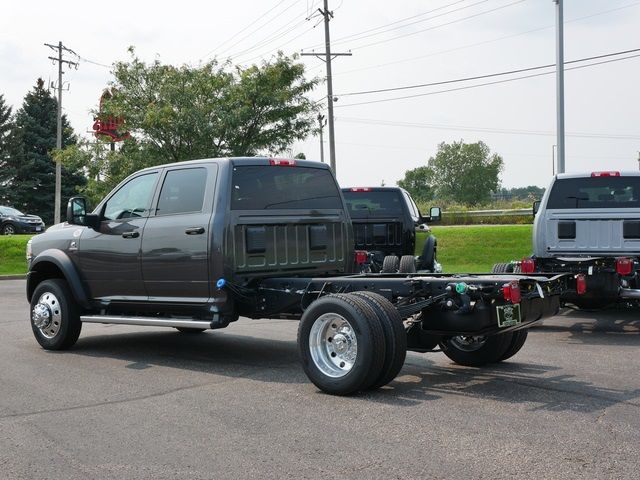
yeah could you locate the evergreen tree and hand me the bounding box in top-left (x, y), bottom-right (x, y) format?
top-left (0, 94), bottom-right (17, 204)
top-left (3, 79), bottom-right (85, 224)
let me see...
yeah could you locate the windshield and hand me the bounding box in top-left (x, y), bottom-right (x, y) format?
top-left (342, 191), bottom-right (404, 219)
top-left (547, 177), bottom-right (640, 209)
top-left (0, 206), bottom-right (24, 216)
top-left (231, 166), bottom-right (342, 210)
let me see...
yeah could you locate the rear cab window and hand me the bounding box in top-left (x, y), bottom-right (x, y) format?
top-left (342, 190), bottom-right (404, 219)
top-left (231, 166), bottom-right (342, 210)
top-left (547, 176), bottom-right (640, 209)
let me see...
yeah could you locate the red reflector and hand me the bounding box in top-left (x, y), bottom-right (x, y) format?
top-left (591, 171), bottom-right (620, 177)
top-left (616, 257), bottom-right (633, 275)
top-left (502, 281), bottom-right (521, 304)
top-left (520, 258), bottom-right (535, 274)
top-left (575, 274), bottom-right (587, 295)
top-left (269, 158), bottom-right (296, 166)
top-left (350, 187), bottom-right (371, 192)
top-left (354, 250), bottom-right (368, 265)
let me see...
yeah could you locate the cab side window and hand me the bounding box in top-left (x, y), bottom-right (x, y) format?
top-left (103, 173), bottom-right (159, 221)
top-left (156, 168), bottom-right (208, 216)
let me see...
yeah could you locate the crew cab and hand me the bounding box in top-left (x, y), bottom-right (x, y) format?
top-left (26, 157), bottom-right (578, 395)
top-left (342, 186), bottom-right (441, 273)
top-left (494, 171), bottom-right (640, 308)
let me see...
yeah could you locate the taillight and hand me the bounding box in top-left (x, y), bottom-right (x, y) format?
top-left (591, 171), bottom-right (620, 177)
top-left (616, 257), bottom-right (633, 275)
top-left (575, 274), bottom-right (587, 295)
top-left (269, 158), bottom-right (296, 166)
top-left (521, 258), bottom-right (536, 274)
top-left (502, 281), bottom-right (521, 304)
top-left (354, 250), bottom-right (368, 265)
top-left (350, 187), bottom-right (371, 192)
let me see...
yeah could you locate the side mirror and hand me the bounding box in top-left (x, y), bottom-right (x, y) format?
top-left (66, 197), bottom-right (100, 230)
top-left (533, 200), bottom-right (541, 215)
top-left (429, 206), bottom-right (442, 222)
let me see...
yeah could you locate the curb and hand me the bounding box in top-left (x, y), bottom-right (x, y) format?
top-left (0, 275), bottom-right (26, 281)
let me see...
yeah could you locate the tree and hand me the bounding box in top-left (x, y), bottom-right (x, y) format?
top-left (0, 79), bottom-right (86, 224)
top-left (397, 165), bottom-right (433, 203)
top-left (103, 49), bottom-right (317, 160)
top-left (426, 140), bottom-right (503, 205)
top-left (0, 94), bottom-right (17, 203)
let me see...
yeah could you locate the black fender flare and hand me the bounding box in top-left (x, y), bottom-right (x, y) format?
top-left (27, 249), bottom-right (90, 308)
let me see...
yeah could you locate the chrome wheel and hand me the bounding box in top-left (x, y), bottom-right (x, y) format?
top-left (309, 313), bottom-right (358, 378)
top-left (32, 291), bottom-right (62, 339)
top-left (449, 335), bottom-right (487, 352)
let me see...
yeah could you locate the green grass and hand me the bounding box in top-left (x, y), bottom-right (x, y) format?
top-left (419, 225), bottom-right (533, 273)
top-left (0, 235), bottom-right (32, 276)
top-left (0, 226), bottom-right (532, 276)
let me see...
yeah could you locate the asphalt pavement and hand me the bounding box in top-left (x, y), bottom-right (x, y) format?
top-left (1, 279), bottom-right (638, 479)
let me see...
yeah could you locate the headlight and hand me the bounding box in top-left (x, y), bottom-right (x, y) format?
top-left (26, 239), bottom-right (33, 264)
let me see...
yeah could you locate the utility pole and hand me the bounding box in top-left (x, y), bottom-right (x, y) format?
top-left (44, 41), bottom-right (78, 225)
top-left (301, 0), bottom-right (351, 177)
top-left (317, 114), bottom-right (327, 163)
top-left (554, 0), bottom-right (566, 174)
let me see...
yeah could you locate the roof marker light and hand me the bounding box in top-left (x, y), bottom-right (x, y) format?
top-left (350, 187), bottom-right (371, 192)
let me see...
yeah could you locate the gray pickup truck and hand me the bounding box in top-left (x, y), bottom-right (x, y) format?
top-left (494, 171), bottom-right (640, 308)
top-left (26, 157), bottom-right (577, 395)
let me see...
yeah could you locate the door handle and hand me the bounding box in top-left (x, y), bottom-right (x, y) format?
top-left (122, 231), bottom-right (140, 239)
top-left (185, 227), bottom-right (205, 235)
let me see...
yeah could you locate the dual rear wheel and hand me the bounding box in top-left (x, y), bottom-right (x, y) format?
top-left (298, 292), bottom-right (407, 395)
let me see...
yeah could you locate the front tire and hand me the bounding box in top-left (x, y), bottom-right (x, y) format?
top-left (2, 223), bottom-right (16, 235)
top-left (30, 279), bottom-right (82, 350)
top-left (439, 332), bottom-right (513, 367)
top-left (298, 294), bottom-right (385, 395)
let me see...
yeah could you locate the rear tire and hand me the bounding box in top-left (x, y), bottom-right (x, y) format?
top-left (492, 263), bottom-right (509, 273)
top-left (350, 291), bottom-right (407, 390)
top-left (30, 279), bottom-right (82, 350)
top-left (175, 327), bottom-right (207, 333)
top-left (381, 255), bottom-right (399, 273)
top-left (497, 330), bottom-right (528, 361)
top-left (398, 255), bottom-right (416, 274)
top-left (439, 332), bottom-right (513, 367)
top-left (298, 294), bottom-right (386, 395)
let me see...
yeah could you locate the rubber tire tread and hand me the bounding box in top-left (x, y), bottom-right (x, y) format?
top-left (298, 294), bottom-right (386, 395)
top-left (491, 263), bottom-right (507, 273)
top-left (382, 255), bottom-right (400, 273)
top-left (30, 279), bottom-right (82, 350)
top-left (439, 332), bottom-right (514, 367)
top-left (497, 329), bottom-right (528, 362)
top-left (398, 255), bottom-right (416, 274)
top-left (350, 291), bottom-right (407, 390)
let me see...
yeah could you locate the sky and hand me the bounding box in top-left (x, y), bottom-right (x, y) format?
top-left (2, 0), bottom-right (639, 190)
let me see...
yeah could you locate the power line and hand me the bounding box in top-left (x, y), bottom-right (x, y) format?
top-left (199, 0), bottom-right (294, 61)
top-left (333, 1), bottom-right (640, 77)
top-left (349, 0), bottom-right (526, 51)
top-left (337, 47), bottom-right (640, 97)
top-left (302, 0), bottom-right (475, 50)
top-left (337, 117), bottom-right (640, 141)
top-left (334, 51), bottom-right (640, 108)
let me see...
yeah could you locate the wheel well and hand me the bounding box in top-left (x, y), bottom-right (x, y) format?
top-left (27, 262), bottom-right (65, 302)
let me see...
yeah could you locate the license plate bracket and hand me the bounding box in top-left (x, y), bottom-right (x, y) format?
top-left (496, 304), bottom-right (521, 328)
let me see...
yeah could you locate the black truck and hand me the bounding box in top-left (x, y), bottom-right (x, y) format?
top-left (341, 186), bottom-right (441, 273)
top-left (26, 157), bottom-right (579, 395)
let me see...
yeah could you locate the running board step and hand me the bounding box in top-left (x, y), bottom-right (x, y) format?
top-left (80, 315), bottom-right (212, 329)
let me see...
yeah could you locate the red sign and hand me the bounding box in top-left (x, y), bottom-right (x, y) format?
top-left (92, 89), bottom-right (130, 142)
